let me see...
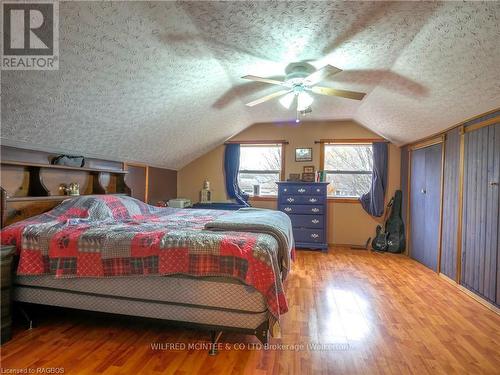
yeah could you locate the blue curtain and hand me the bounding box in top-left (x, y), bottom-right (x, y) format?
top-left (360, 142), bottom-right (388, 217)
top-left (224, 144), bottom-right (250, 206)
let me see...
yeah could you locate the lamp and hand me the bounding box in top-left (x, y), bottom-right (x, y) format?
top-left (297, 92), bottom-right (313, 111)
top-left (279, 92), bottom-right (295, 109)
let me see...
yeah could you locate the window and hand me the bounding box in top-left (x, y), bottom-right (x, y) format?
top-left (238, 144), bottom-right (283, 196)
top-left (323, 144), bottom-right (373, 198)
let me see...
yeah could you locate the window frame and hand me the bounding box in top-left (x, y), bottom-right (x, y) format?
top-left (320, 140), bottom-right (375, 202)
top-left (237, 142), bottom-right (286, 198)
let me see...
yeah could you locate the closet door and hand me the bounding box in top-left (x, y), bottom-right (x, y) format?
top-left (410, 143), bottom-right (442, 271)
top-left (462, 123), bottom-right (499, 303)
top-left (410, 148), bottom-right (427, 267)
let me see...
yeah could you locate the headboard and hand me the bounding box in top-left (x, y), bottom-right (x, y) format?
top-left (0, 154), bottom-right (130, 228)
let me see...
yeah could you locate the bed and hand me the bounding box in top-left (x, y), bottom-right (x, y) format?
top-left (0, 195), bottom-right (294, 346)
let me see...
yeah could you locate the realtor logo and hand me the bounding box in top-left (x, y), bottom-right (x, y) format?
top-left (1, 1), bottom-right (59, 70)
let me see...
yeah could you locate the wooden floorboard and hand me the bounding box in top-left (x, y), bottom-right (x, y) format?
top-left (1, 248), bottom-right (500, 374)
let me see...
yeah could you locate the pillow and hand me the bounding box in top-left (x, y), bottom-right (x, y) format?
top-left (48, 195), bottom-right (153, 221)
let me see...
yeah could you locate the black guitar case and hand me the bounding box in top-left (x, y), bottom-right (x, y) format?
top-left (385, 190), bottom-right (406, 253)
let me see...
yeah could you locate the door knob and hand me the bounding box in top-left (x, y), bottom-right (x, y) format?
top-left (491, 181), bottom-right (499, 186)
top-left (421, 189), bottom-right (426, 194)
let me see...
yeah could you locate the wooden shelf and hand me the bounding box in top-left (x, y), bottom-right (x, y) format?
top-left (7, 194), bottom-right (128, 203)
top-left (1, 160), bottom-right (131, 198)
top-left (7, 196), bottom-right (69, 202)
top-left (1, 160), bottom-right (127, 174)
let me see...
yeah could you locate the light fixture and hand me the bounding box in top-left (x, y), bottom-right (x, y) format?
top-left (297, 92), bottom-right (313, 111)
top-left (279, 92), bottom-right (295, 109)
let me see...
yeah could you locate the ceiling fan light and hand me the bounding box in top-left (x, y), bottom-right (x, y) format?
top-left (279, 92), bottom-right (295, 109)
top-left (297, 92), bottom-right (314, 111)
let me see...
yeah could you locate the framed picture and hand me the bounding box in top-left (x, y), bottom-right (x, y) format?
top-left (303, 165), bottom-right (315, 173)
top-left (295, 148), bottom-right (312, 162)
top-left (301, 172), bottom-right (315, 182)
top-left (288, 173), bottom-right (301, 182)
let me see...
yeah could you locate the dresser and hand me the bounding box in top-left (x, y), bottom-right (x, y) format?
top-left (277, 182), bottom-right (329, 251)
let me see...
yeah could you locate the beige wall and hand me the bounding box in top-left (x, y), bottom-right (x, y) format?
top-left (178, 120), bottom-right (401, 246)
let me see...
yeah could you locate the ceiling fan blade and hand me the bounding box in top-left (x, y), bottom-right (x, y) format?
top-left (245, 89), bottom-right (292, 107)
top-left (304, 65), bottom-right (342, 85)
top-left (241, 75), bottom-right (286, 86)
top-left (311, 86), bottom-right (366, 100)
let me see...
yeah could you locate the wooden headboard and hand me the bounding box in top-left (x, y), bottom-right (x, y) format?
top-left (0, 152), bottom-right (130, 228)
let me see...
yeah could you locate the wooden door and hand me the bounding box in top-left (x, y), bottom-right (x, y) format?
top-left (462, 123), bottom-right (499, 303)
top-left (410, 143), bottom-right (442, 271)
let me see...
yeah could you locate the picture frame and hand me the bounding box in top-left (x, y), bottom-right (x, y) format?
top-left (288, 173), bottom-right (301, 182)
top-left (303, 165), bottom-right (315, 173)
top-left (295, 148), bottom-right (312, 162)
top-left (301, 172), bottom-right (315, 182)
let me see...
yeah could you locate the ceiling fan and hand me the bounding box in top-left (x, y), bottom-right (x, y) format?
top-left (242, 62), bottom-right (366, 121)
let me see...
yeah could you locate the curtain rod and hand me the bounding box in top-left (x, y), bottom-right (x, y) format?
top-left (314, 138), bottom-right (388, 144)
top-left (224, 140), bottom-right (289, 145)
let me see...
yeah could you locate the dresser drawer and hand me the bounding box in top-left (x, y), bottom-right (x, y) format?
top-left (280, 204), bottom-right (324, 215)
top-left (279, 185), bottom-right (326, 196)
top-left (294, 228), bottom-right (324, 243)
top-left (289, 214), bottom-right (324, 228)
top-left (280, 195), bottom-right (323, 205)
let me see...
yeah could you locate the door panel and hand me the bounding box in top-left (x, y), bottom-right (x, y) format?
top-left (462, 123), bottom-right (499, 303)
top-left (410, 144), bottom-right (442, 271)
top-left (410, 149), bottom-right (427, 266)
top-left (424, 144), bottom-right (442, 271)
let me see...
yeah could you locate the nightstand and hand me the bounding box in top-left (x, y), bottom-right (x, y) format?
top-left (1, 245), bottom-right (16, 344)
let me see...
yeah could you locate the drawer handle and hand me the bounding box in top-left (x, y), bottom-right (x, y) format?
top-left (287, 197), bottom-right (295, 202)
top-left (283, 188), bottom-right (288, 192)
top-left (309, 198), bottom-right (317, 203)
top-left (298, 188), bottom-right (306, 193)
top-left (311, 219), bottom-right (319, 224)
top-left (311, 208), bottom-right (319, 213)
top-left (284, 207), bottom-right (292, 212)
top-left (316, 188), bottom-right (321, 192)
top-left (311, 233), bottom-right (319, 239)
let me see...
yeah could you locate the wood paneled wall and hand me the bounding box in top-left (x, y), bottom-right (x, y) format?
top-left (147, 167), bottom-right (177, 205)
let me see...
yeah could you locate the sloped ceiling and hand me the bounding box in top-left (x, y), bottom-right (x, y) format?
top-left (1, 1), bottom-right (499, 170)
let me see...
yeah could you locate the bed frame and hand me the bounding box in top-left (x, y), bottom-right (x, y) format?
top-left (0, 181), bottom-right (273, 353)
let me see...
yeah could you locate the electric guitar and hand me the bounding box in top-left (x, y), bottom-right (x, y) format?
top-left (371, 197), bottom-right (394, 252)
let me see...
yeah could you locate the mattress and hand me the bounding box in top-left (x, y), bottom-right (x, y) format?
top-left (14, 274), bottom-right (269, 329)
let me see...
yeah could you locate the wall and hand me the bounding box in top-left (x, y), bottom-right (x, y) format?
top-left (147, 167), bottom-right (177, 205)
top-left (178, 120), bottom-right (401, 246)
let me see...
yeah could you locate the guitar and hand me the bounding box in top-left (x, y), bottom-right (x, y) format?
top-left (371, 198), bottom-right (394, 252)
top-left (385, 190), bottom-right (406, 253)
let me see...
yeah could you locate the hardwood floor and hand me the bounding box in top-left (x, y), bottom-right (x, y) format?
top-left (1, 248), bottom-right (499, 374)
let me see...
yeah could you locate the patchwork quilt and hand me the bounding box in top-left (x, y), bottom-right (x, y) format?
top-left (1, 195), bottom-right (292, 320)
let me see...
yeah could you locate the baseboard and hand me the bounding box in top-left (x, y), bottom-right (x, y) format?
top-left (439, 273), bottom-right (500, 315)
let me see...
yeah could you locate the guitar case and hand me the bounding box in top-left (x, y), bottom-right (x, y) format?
top-left (385, 190), bottom-right (406, 253)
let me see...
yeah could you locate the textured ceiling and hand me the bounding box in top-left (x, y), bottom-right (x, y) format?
top-left (1, 1), bottom-right (499, 169)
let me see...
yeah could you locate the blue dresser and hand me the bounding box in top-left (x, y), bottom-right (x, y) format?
top-left (277, 182), bottom-right (329, 251)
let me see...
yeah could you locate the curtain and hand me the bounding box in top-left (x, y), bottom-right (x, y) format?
top-left (224, 144), bottom-right (250, 206)
top-left (360, 142), bottom-right (388, 217)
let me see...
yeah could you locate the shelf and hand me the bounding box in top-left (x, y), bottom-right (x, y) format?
top-left (1, 160), bottom-right (127, 174)
top-left (7, 194), bottom-right (128, 203)
top-left (7, 196), bottom-right (69, 202)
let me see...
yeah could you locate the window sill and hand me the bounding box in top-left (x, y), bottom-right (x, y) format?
top-left (327, 197), bottom-right (361, 203)
top-left (248, 196), bottom-right (277, 201)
